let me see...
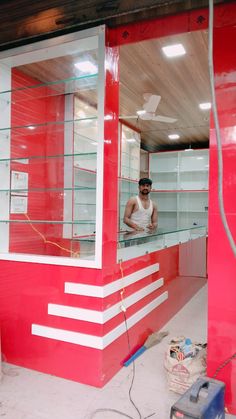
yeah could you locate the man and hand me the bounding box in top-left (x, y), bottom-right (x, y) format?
top-left (123, 178), bottom-right (158, 232)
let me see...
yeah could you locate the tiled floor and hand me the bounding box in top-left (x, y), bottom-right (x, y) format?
top-left (0, 284), bottom-right (235, 419)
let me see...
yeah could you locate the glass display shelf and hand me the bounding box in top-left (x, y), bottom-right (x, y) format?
top-left (179, 169), bottom-right (209, 173)
top-left (0, 152), bottom-right (97, 163)
top-left (151, 171), bottom-right (178, 174)
top-left (0, 187), bottom-right (96, 192)
top-left (118, 226), bottom-right (206, 244)
top-left (0, 117), bottom-right (98, 135)
top-left (0, 73), bottom-right (98, 103)
top-left (0, 220), bottom-right (95, 225)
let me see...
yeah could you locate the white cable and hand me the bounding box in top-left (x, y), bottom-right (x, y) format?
top-left (208, 0), bottom-right (236, 257)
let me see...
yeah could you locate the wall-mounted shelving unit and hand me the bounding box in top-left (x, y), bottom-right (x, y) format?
top-left (149, 149), bottom-right (209, 230)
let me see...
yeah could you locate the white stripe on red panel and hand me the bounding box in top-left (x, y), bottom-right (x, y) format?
top-left (32, 291), bottom-right (168, 349)
top-left (64, 263), bottom-right (159, 298)
top-left (48, 278), bottom-right (164, 323)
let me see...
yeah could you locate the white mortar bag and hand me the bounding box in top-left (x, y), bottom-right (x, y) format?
top-left (164, 342), bottom-right (207, 394)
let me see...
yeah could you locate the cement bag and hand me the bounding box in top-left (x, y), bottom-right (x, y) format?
top-left (164, 337), bottom-right (207, 394)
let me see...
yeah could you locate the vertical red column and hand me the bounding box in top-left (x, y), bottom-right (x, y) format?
top-left (207, 24), bottom-right (236, 414)
top-left (102, 29), bottom-right (120, 267)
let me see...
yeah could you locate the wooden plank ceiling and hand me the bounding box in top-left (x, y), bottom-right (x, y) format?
top-left (17, 29), bottom-right (210, 151)
top-left (119, 30), bottom-right (210, 151)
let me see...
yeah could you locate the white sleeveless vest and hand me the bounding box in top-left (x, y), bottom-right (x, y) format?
top-left (130, 195), bottom-right (153, 230)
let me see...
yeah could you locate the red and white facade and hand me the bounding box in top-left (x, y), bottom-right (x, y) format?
top-left (0, 2), bottom-right (236, 414)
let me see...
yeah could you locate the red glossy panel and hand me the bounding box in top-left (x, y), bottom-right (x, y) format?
top-left (102, 31), bottom-right (120, 267)
top-left (207, 22), bottom-right (236, 414)
top-left (109, 3), bottom-right (236, 48)
top-left (10, 69), bottom-right (65, 256)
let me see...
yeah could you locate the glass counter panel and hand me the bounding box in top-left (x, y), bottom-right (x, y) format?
top-left (75, 226), bottom-right (207, 262)
top-left (116, 226), bottom-right (206, 262)
top-left (0, 29), bottom-right (104, 264)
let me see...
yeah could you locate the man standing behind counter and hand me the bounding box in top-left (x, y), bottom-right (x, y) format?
top-left (123, 178), bottom-right (158, 232)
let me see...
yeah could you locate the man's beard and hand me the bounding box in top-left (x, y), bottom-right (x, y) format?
top-left (140, 189), bottom-right (149, 195)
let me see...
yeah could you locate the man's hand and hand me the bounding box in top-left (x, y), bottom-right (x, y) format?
top-left (134, 224), bottom-right (145, 231)
top-left (147, 223), bottom-right (157, 231)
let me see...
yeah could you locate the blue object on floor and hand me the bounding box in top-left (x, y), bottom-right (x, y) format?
top-left (170, 376), bottom-right (225, 418)
top-left (123, 345), bottom-right (146, 366)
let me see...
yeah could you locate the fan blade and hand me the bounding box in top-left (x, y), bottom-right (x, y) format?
top-left (139, 112), bottom-right (153, 120)
top-left (119, 115), bottom-right (139, 120)
top-left (152, 115), bottom-right (177, 123)
top-left (143, 94), bottom-right (161, 113)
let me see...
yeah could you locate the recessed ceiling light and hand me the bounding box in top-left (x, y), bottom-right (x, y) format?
top-left (168, 134), bottom-right (180, 140)
top-left (199, 102), bottom-right (211, 110)
top-left (74, 60), bottom-right (97, 74)
top-left (137, 110), bottom-right (146, 116)
top-left (162, 44), bottom-right (186, 57)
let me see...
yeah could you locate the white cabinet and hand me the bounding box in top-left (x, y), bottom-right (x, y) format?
top-left (149, 149), bottom-right (209, 229)
top-left (120, 124), bottom-right (141, 181)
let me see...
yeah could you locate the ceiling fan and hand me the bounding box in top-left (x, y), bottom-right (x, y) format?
top-left (120, 93), bottom-right (177, 123)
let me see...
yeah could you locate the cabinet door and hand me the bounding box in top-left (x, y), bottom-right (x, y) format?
top-left (150, 152), bottom-right (178, 190)
top-left (179, 150), bottom-right (209, 190)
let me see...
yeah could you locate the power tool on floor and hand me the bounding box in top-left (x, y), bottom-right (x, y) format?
top-left (170, 376), bottom-right (225, 418)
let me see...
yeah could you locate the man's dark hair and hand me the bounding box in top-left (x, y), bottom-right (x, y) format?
top-left (138, 177), bottom-right (152, 186)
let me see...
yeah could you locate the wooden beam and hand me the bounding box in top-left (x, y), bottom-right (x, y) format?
top-left (0, 0), bottom-right (231, 50)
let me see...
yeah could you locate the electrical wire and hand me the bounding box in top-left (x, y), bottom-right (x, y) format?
top-left (208, 0), bottom-right (236, 257)
top-left (89, 258), bottom-right (156, 419)
top-left (24, 213), bottom-right (80, 257)
top-left (213, 352), bottom-right (236, 379)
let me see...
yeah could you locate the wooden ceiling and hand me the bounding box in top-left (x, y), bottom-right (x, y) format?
top-left (17, 29), bottom-right (210, 152)
top-left (119, 30), bottom-right (211, 151)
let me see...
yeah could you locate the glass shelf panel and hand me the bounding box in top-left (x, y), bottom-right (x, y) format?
top-left (0, 117), bottom-right (98, 134)
top-left (0, 74), bottom-right (98, 104)
top-left (0, 219), bottom-right (95, 225)
top-left (0, 187), bottom-right (96, 193)
top-left (0, 152), bottom-right (96, 163)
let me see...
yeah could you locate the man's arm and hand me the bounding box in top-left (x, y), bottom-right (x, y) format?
top-left (147, 202), bottom-right (158, 230)
top-left (123, 198), bottom-right (144, 231)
